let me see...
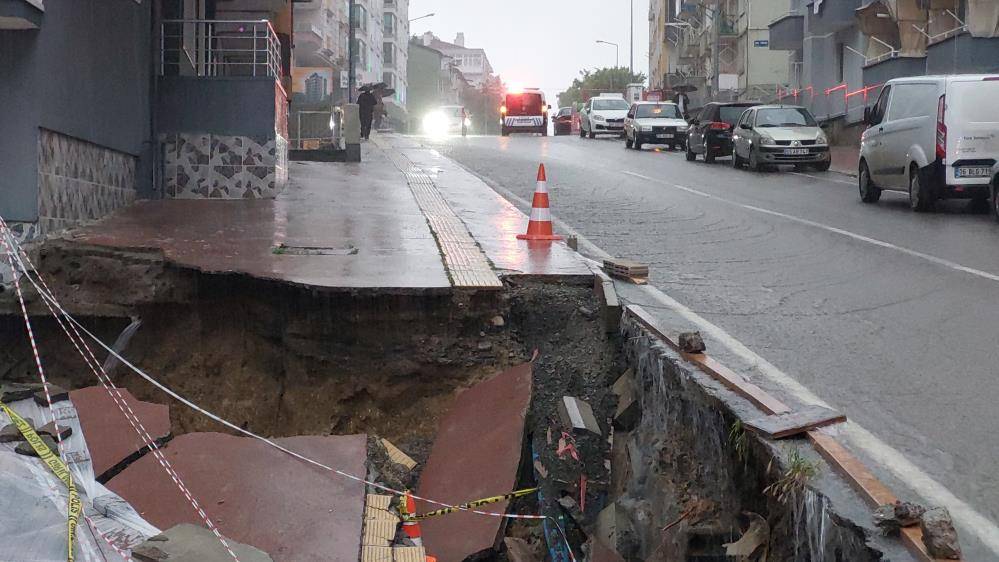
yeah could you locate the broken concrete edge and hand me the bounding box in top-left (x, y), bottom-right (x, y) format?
top-left (589, 269), bottom-right (621, 333)
top-left (96, 433), bottom-right (174, 485)
top-left (620, 306), bottom-right (940, 562)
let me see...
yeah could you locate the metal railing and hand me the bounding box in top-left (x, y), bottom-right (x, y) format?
top-left (291, 109), bottom-right (344, 150)
top-left (159, 19), bottom-right (282, 79)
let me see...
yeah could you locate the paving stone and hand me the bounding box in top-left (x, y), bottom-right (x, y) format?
top-left (417, 362), bottom-right (533, 562)
top-left (677, 331), bottom-right (706, 354)
top-left (0, 418), bottom-right (33, 443)
top-left (36, 420), bottom-right (72, 441)
top-left (70, 386), bottom-right (171, 478)
top-left (131, 523), bottom-right (273, 562)
top-left (744, 405), bottom-right (846, 439)
top-left (611, 371), bottom-right (640, 431)
top-left (33, 384), bottom-right (69, 406)
top-left (108, 432), bottom-right (367, 562)
top-left (557, 396), bottom-right (602, 436)
top-left (15, 434), bottom-right (57, 457)
top-left (0, 383), bottom-right (43, 402)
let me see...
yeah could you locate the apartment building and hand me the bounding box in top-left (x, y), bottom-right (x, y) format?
top-left (1, 0), bottom-right (293, 248)
top-left (381, 0), bottom-right (409, 121)
top-left (648, 0), bottom-right (677, 91)
top-left (420, 31), bottom-right (493, 88)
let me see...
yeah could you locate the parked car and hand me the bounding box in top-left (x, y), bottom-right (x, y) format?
top-left (501, 89), bottom-right (550, 136)
top-left (553, 107), bottom-right (573, 136)
top-left (579, 94), bottom-right (630, 138)
top-left (731, 105), bottom-right (830, 172)
top-left (686, 101), bottom-right (761, 163)
top-left (858, 74), bottom-right (999, 216)
top-left (623, 101), bottom-right (688, 151)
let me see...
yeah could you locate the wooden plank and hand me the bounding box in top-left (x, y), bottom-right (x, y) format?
top-left (744, 405), bottom-right (846, 439)
top-left (381, 438), bottom-right (418, 471)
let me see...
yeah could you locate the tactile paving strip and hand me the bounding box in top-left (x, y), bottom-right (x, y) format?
top-left (384, 148), bottom-right (502, 289)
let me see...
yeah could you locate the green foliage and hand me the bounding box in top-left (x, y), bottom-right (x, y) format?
top-left (461, 75), bottom-right (506, 135)
top-left (764, 446), bottom-right (821, 505)
top-left (729, 419), bottom-right (749, 464)
top-left (557, 67), bottom-right (647, 108)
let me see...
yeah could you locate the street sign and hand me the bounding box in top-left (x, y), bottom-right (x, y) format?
top-left (340, 71), bottom-right (349, 89)
top-left (754, 39), bottom-right (769, 48)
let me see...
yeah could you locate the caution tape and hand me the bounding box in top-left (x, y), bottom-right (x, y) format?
top-left (413, 487), bottom-right (538, 521)
top-left (0, 400), bottom-right (80, 562)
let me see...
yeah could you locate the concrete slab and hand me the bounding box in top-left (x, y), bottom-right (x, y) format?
top-left (67, 146), bottom-right (451, 291)
top-left (107, 432), bottom-right (368, 562)
top-left (417, 362), bottom-right (534, 562)
top-left (379, 135), bottom-right (591, 281)
top-left (70, 386), bottom-right (171, 480)
top-left (131, 523), bottom-right (273, 562)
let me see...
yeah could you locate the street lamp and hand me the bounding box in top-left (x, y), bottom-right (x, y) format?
top-left (409, 13), bottom-right (434, 23)
top-left (596, 40), bottom-right (619, 68)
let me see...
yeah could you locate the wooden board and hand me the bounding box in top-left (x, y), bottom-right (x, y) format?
top-left (744, 405), bottom-right (846, 439)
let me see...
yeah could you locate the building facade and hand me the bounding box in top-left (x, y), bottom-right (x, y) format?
top-left (0, 0), bottom-right (293, 247)
top-left (381, 0), bottom-right (409, 124)
top-left (420, 32), bottom-right (493, 88)
top-left (769, 0), bottom-right (999, 137)
top-left (407, 40), bottom-right (467, 129)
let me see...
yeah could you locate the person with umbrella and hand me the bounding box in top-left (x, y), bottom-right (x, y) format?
top-left (672, 85), bottom-right (695, 120)
top-left (357, 86), bottom-right (377, 140)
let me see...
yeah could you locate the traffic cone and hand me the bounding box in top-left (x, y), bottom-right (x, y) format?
top-left (399, 491), bottom-right (423, 546)
top-left (517, 164), bottom-right (563, 241)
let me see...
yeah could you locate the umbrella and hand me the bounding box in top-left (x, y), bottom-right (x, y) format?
top-left (673, 84), bottom-right (698, 93)
top-left (378, 88), bottom-right (396, 98)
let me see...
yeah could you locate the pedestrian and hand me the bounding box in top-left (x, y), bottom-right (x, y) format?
top-left (673, 90), bottom-right (690, 120)
top-left (357, 88), bottom-right (377, 140)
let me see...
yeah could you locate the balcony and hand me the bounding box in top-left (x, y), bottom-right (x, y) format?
top-left (768, 12), bottom-right (804, 50)
top-left (806, 0), bottom-right (861, 35)
top-left (160, 19), bottom-right (283, 79)
top-left (0, 0), bottom-right (44, 29)
top-left (294, 21), bottom-right (323, 42)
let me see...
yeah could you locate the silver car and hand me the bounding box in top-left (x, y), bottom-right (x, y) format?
top-left (731, 105), bottom-right (830, 172)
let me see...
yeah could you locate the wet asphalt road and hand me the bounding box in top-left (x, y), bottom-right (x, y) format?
top-left (421, 132), bottom-right (999, 558)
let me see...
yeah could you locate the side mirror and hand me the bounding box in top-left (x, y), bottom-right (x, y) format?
top-left (863, 106), bottom-right (872, 125)
top-left (690, 119), bottom-right (699, 125)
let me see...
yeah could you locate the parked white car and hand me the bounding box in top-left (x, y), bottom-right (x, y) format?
top-left (731, 105), bottom-right (830, 172)
top-left (623, 101), bottom-right (689, 151)
top-left (859, 74), bottom-right (999, 216)
top-left (579, 94), bottom-right (630, 139)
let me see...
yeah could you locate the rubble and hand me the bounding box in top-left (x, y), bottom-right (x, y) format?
top-left (872, 500), bottom-right (926, 536)
top-left (503, 537), bottom-right (541, 562)
top-left (677, 331), bottom-right (706, 354)
top-left (920, 507), bottom-right (962, 559)
top-left (37, 419), bottom-right (72, 441)
top-left (557, 396), bottom-right (602, 436)
top-left (33, 384), bottom-right (69, 405)
top-left (131, 524), bottom-right (273, 562)
top-left (0, 417), bottom-right (33, 443)
top-left (610, 370), bottom-right (640, 431)
top-left (14, 434), bottom-right (57, 457)
top-left (724, 512), bottom-right (769, 559)
top-left (0, 382), bottom-right (42, 402)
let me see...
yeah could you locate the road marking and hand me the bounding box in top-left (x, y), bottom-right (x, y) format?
top-left (623, 170), bottom-right (999, 283)
top-left (789, 171), bottom-right (856, 185)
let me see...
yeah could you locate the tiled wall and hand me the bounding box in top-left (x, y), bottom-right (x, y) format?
top-left (37, 129), bottom-right (137, 234)
top-left (162, 133), bottom-right (288, 199)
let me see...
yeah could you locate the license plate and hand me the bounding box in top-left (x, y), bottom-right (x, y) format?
top-left (783, 148), bottom-right (809, 155)
top-left (656, 133), bottom-right (674, 139)
top-left (955, 166), bottom-right (991, 178)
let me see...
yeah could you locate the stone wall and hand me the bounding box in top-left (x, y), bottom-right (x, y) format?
top-left (162, 133), bottom-right (286, 199)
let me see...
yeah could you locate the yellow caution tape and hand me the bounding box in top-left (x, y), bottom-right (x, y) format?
top-left (412, 487), bottom-right (538, 521)
top-left (1, 400), bottom-right (80, 562)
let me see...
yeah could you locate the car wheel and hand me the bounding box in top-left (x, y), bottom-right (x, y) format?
top-left (812, 160), bottom-right (831, 172)
top-left (748, 146), bottom-right (760, 172)
top-left (909, 164), bottom-right (933, 212)
top-left (992, 183), bottom-right (999, 222)
top-left (704, 149), bottom-right (715, 164)
top-left (858, 161), bottom-right (881, 203)
top-left (732, 146), bottom-right (742, 169)
top-left (685, 143), bottom-right (697, 161)
top-left (579, 126), bottom-right (586, 138)
top-left (634, 139), bottom-right (643, 150)
top-left (588, 130), bottom-right (596, 139)
top-left (626, 136), bottom-right (633, 149)
top-left (501, 128), bottom-right (509, 137)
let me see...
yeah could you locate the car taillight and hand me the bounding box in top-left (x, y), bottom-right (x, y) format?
top-left (936, 94), bottom-right (946, 161)
top-left (709, 122), bottom-right (731, 130)
top-left (500, 105), bottom-right (507, 114)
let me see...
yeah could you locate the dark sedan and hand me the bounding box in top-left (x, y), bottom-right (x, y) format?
top-left (553, 107), bottom-right (573, 136)
top-left (685, 101), bottom-right (761, 163)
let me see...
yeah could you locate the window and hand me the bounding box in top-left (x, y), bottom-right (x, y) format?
top-left (635, 104), bottom-right (682, 118)
top-left (754, 107), bottom-right (817, 127)
top-left (383, 42), bottom-right (394, 67)
top-left (591, 99), bottom-right (630, 110)
top-left (383, 72), bottom-right (396, 88)
top-left (870, 85), bottom-right (891, 125)
top-left (383, 13), bottom-right (395, 35)
top-left (836, 43), bottom-right (845, 83)
top-left (719, 105), bottom-right (753, 125)
top-left (350, 4), bottom-right (367, 31)
top-left (739, 110), bottom-right (753, 128)
top-left (885, 83), bottom-right (937, 121)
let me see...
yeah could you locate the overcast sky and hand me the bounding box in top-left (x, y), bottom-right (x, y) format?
top-left (408, 0), bottom-right (651, 105)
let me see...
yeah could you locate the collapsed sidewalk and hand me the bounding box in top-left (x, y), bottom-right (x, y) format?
top-left (0, 134), bottom-right (948, 561)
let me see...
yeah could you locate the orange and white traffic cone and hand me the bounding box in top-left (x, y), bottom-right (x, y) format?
top-left (517, 163), bottom-right (563, 241)
top-left (399, 491), bottom-right (423, 547)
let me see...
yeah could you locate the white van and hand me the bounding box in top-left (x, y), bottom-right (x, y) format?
top-left (858, 75), bottom-right (999, 217)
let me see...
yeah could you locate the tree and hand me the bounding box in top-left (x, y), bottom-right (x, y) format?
top-left (558, 67), bottom-right (647, 108)
top-left (461, 75), bottom-right (506, 135)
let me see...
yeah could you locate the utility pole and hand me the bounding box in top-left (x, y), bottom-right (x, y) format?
top-left (712, 4), bottom-right (721, 99)
top-left (348, 0), bottom-right (356, 102)
top-left (630, 0), bottom-right (634, 75)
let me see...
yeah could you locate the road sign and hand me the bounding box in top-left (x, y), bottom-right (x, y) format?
top-left (754, 39), bottom-right (769, 48)
top-left (340, 71), bottom-right (349, 89)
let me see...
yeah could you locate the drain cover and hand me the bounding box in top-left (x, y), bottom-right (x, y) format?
top-left (272, 244), bottom-right (358, 256)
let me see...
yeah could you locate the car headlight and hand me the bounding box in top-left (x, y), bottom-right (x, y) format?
top-left (759, 134), bottom-right (776, 146)
top-left (463, 118), bottom-right (472, 127)
top-left (593, 114), bottom-right (606, 122)
top-left (816, 131), bottom-right (828, 145)
top-left (640, 125), bottom-right (652, 132)
top-left (677, 125), bottom-right (688, 131)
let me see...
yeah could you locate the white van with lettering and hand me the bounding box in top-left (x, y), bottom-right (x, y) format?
top-left (858, 75), bottom-right (999, 218)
